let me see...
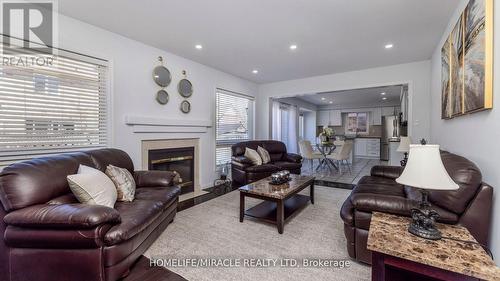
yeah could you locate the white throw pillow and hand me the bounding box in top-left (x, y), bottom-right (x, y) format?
top-left (105, 164), bottom-right (136, 202)
top-left (257, 146), bottom-right (271, 164)
top-left (244, 147), bottom-right (263, 165)
top-left (67, 165), bottom-right (117, 208)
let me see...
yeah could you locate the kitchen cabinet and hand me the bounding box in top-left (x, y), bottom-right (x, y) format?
top-left (329, 110), bottom-right (342, 126)
top-left (382, 107), bottom-right (396, 116)
top-left (354, 138), bottom-right (380, 158)
top-left (317, 110), bottom-right (342, 126)
top-left (354, 139), bottom-right (368, 156)
top-left (372, 108), bottom-right (382, 125)
top-left (317, 110), bottom-right (330, 127)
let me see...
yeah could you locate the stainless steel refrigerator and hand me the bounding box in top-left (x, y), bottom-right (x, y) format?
top-left (380, 116), bottom-right (400, 160)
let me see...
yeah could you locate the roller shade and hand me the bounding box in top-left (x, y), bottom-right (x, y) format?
top-left (0, 44), bottom-right (108, 168)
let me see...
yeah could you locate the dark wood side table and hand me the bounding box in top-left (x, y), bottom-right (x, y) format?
top-left (367, 212), bottom-right (500, 281)
top-left (239, 174), bottom-right (314, 234)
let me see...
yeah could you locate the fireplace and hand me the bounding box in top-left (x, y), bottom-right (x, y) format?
top-left (148, 147), bottom-right (194, 194)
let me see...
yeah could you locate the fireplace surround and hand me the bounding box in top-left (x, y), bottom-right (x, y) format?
top-left (148, 147), bottom-right (194, 194)
top-left (142, 139), bottom-right (200, 195)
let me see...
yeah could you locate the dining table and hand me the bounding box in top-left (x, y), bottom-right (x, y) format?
top-left (315, 142), bottom-right (339, 171)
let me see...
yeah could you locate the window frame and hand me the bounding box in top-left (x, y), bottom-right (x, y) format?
top-left (0, 40), bottom-right (111, 167)
top-left (345, 112), bottom-right (369, 134)
top-left (214, 88), bottom-right (254, 167)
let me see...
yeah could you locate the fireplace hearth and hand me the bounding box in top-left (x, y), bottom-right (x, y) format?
top-left (148, 147), bottom-right (194, 194)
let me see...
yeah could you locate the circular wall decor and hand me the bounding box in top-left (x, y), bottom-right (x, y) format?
top-left (178, 78), bottom-right (193, 98)
top-left (156, 89), bottom-right (169, 105)
top-left (180, 100), bottom-right (191, 113)
top-left (153, 66), bottom-right (171, 87)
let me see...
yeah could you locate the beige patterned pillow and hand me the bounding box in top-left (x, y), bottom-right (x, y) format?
top-left (257, 146), bottom-right (271, 164)
top-left (67, 165), bottom-right (117, 208)
top-left (244, 147), bottom-right (263, 165)
top-left (105, 165), bottom-right (136, 202)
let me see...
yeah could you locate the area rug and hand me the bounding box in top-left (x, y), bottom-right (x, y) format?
top-left (144, 186), bottom-right (370, 281)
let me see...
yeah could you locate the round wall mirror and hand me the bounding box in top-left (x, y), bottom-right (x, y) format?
top-left (180, 100), bottom-right (191, 113)
top-left (178, 79), bottom-right (193, 98)
top-left (153, 66), bottom-right (171, 87)
top-left (156, 90), bottom-right (169, 105)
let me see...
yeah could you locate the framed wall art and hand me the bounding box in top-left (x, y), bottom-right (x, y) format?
top-left (441, 0), bottom-right (493, 119)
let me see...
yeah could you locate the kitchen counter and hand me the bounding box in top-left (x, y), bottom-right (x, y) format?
top-left (341, 135), bottom-right (382, 140)
top-left (355, 135), bottom-right (382, 139)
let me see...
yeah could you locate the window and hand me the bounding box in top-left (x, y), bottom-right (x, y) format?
top-left (346, 112), bottom-right (368, 134)
top-left (215, 89), bottom-right (254, 166)
top-left (0, 44), bottom-right (108, 168)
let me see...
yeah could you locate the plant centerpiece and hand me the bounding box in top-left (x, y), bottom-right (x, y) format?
top-left (319, 126), bottom-right (335, 144)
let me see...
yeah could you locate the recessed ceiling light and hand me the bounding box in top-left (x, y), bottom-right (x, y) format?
top-left (252, 69), bottom-right (258, 74)
top-left (385, 44), bottom-right (393, 49)
top-left (290, 44), bottom-right (298, 50)
top-left (329, 101), bottom-right (333, 104)
top-left (381, 92), bottom-right (386, 95)
top-left (382, 97), bottom-right (387, 100)
top-left (321, 97), bottom-right (326, 101)
top-left (195, 44), bottom-right (203, 49)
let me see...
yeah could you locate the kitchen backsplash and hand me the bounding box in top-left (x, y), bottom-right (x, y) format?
top-left (316, 125), bottom-right (382, 137)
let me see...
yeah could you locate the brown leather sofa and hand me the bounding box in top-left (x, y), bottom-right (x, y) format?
top-left (340, 150), bottom-right (493, 264)
top-left (231, 140), bottom-right (302, 185)
top-left (0, 148), bottom-right (180, 281)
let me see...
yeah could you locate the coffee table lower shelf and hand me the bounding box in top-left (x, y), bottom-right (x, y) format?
top-left (243, 194), bottom-right (310, 232)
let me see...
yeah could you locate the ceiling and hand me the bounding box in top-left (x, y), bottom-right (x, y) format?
top-left (296, 85), bottom-right (403, 108)
top-left (58, 0), bottom-right (458, 83)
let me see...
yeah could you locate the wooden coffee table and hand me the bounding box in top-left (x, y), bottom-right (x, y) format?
top-left (239, 174), bottom-right (315, 234)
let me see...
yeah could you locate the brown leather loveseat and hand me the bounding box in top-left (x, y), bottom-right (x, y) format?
top-left (340, 150), bottom-right (493, 264)
top-left (231, 140), bottom-right (302, 186)
top-left (0, 148), bottom-right (180, 281)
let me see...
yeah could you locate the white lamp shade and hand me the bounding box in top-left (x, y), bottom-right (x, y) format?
top-left (397, 137), bottom-right (411, 152)
top-left (396, 144), bottom-right (459, 190)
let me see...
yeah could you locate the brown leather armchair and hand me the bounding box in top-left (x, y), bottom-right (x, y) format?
top-left (231, 140), bottom-right (302, 185)
top-left (0, 148), bottom-right (180, 281)
top-left (340, 151), bottom-right (493, 264)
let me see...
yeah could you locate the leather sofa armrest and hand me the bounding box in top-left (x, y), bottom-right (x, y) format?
top-left (4, 204), bottom-right (120, 229)
top-left (340, 197), bottom-right (355, 226)
top-left (231, 156), bottom-right (253, 170)
top-left (284, 153), bottom-right (302, 163)
top-left (348, 193), bottom-right (458, 224)
top-left (232, 156), bottom-right (253, 165)
top-left (350, 193), bottom-right (416, 216)
top-left (134, 170), bottom-right (175, 187)
top-left (370, 165), bottom-right (404, 179)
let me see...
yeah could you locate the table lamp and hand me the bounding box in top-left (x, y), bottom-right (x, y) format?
top-left (397, 136), bottom-right (411, 166)
top-left (395, 141), bottom-right (459, 240)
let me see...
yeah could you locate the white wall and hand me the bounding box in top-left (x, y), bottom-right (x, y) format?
top-left (256, 61), bottom-right (431, 142)
top-left (57, 14), bottom-right (257, 188)
top-left (430, 0), bottom-right (499, 264)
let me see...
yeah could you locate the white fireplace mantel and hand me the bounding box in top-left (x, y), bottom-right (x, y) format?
top-left (125, 115), bottom-right (212, 133)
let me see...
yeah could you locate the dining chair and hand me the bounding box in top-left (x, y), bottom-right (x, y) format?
top-left (298, 140), bottom-right (323, 171)
top-left (327, 140), bottom-right (353, 174)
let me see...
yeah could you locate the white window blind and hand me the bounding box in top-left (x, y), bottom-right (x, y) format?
top-left (215, 89), bottom-right (254, 166)
top-left (0, 45), bottom-right (108, 167)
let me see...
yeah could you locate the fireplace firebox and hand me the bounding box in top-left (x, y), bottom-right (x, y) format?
top-left (148, 147), bottom-right (194, 194)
